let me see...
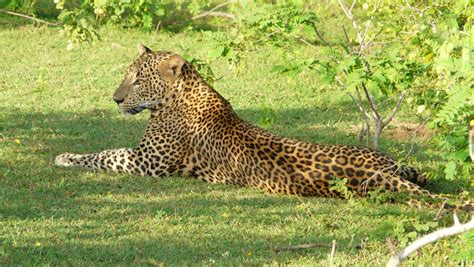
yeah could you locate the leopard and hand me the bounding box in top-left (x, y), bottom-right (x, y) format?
top-left (55, 44), bottom-right (473, 211)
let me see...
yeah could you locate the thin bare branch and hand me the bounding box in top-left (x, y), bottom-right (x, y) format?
top-left (356, 85), bottom-right (376, 145)
top-left (348, 93), bottom-right (371, 121)
top-left (155, 20), bottom-right (161, 32)
top-left (338, 0), bottom-right (353, 19)
top-left (349, 90), bottom-right (372, 144)
top-left (209, 0), bottom-right (238, 12)
top-left (470, 121), bottom-right (474, 162)
top-left (192, 11), bottom-right (235, 20)
top-left (386, 238), bottom-right (397, 255)
top-left (311, 25), bottom-right (329, 46)
top-left (433, 199), bottom-right (447, 221)
top-left (349, 0), bottom-right (357, 12)
top-left (335, 76), bottom-right (345, 87)
top-left (361, 19), bottom-right (372, 48)
top-left (291, 35), bottom-right (318, 48)
top-left (274, 242), bottom-right (332, 253)
top-left (330, 240), bottom-right (337, 267)
top-left (360, 82), bottom-right (380, 121)
top-left (342, 25), bottom-right (353, 53)
top-left (338, 0), bottom-right (364, 53)
top-left (192, 0), bottom-right (238, 20)
top-left (254, 31), bottom-right (279, 43)
top-left (387, 213), bottom-right (474, 267)
top-left (0, 9), bottom-right (61, 26)
top-left (382, 90), bottom-right (408, 127)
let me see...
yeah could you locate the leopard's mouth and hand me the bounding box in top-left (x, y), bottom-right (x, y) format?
top-left (123, 106), bottom-right (146, 115)
top-left (120, 101), bottom-right (161, 115)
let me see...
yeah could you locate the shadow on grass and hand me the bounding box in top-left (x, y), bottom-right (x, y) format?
top-left (1, 107), bottom-right (471, 264)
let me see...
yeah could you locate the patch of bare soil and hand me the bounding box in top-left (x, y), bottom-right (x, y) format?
top-left (349, 120), bottom-right (433, 142)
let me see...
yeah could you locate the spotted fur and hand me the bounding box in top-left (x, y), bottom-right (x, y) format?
top-left (55, 45), bottom-right (472, 211)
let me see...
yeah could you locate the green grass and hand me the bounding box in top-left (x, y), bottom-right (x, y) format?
top-left (1, 18), bottom-right (473, 265)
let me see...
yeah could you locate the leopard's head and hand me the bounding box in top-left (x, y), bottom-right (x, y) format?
top-left (113, 44), bottom-right (187, 115)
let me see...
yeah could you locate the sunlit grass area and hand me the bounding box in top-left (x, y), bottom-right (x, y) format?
top-left (1, 17), bottom-right (472, 265)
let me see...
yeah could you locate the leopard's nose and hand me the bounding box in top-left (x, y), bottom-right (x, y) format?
top-left (113, 97), bottom-right (124, 104)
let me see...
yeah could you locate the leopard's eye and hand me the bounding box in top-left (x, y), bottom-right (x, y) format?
top-left (133, 78), bottom-right (145, 85)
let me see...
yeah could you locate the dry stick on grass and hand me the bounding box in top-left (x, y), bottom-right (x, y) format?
top-left (191, 0), bottom-right (238, 20)
top-left (192, 11), bottom-right (235, 20)
top-left (386, 212), bottom-right (474, 267)
top-left (329, 240), bottom-right (337, 267)
top-left (433, 199), bottom-right (448, 221)
top-left (0, 9), bottom-right (61, 26)
top-left (273, 242), bottom-right (333, 253)
top-left (155, 20), bottom-right (161, 32)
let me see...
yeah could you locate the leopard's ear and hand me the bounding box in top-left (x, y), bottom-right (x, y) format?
top-left (160, 55), bottom-right (186, 81)
top-left (137, 43), bottom-right (152, 55)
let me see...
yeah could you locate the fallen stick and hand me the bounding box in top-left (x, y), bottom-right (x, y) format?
top-left (274, 242), bottom-right (332, 253)
top-left (191, 11), bottom-right (235, 20)
top-left (329, 240), bottom-right (337, 267)
top-left (191, 0), bottom-right (237, 20)
top-left (0, 9), bottom-right (61, 26)
top-left (386, 212), bottom-right (474, 267)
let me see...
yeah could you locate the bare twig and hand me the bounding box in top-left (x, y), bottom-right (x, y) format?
top-left (207, 0), bottom-right (238, 12)
top-left (254, 31), bottom-right (279, 43)
top-left (338, 0), bottom-right (363, 51)
top-left (191, 11), bottom-right (235, 20)
top-left (191, 0), bottom-right (238, 20)
top-left (274, 242), bottom-right (332, 253)
top-left (155, 20), bottom-right (161, 32)
top-left (338, 0), bottom-right (371, 53)
top-left (360, 83), bottom-right (382, 148)
top-left (349, 0), bottom-right (357, 12)
top-left (0, 9), bottom-right (61, 26)
top-left (382, 90), bottom-right (408, 127)
top-left (291, 34), bottom-right (318, 48)
top-left (341, 25), bottom-right (353, 53)
top-left (361, 82), bottom-right (380, 120)
top-left (311, 24), bottom-right (329, 46)
top-left (348, 92), bottom-right (371, 144)
top-left (433, 199), bottom-right (447, 221)
top-left (386, 238), bottom-right (397, 255)
top-left (361, 20), bottom-right (372, 46)
top-left (387, 213), bottom-right (474, 267)
top-left (469, 120), bottom-right (474, 162)
top-left (330, 240), bottom-right (337, 267)
top-left (339, 0), bottom-right (354, 19)
top-left (348, 93), bottom-right (371, 122)
top-left (353, 86), bottom-right (373, 144)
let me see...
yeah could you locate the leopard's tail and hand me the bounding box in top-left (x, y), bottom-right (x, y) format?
top-left (398, 165), bottom-right (428, 187)
top-left (395, 179), bottom-right (473, 212)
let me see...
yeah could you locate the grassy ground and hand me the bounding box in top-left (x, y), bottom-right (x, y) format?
top-left (1, 17), bottom-right (473, 265)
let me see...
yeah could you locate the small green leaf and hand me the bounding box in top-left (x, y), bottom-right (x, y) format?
top-left (270, 65), bottom-right (288, 74)
top-left (444, 161), bottom-right (457, 180)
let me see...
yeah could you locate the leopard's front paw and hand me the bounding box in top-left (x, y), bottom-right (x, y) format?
top-left (55, 153), bottom-right (77, 167)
